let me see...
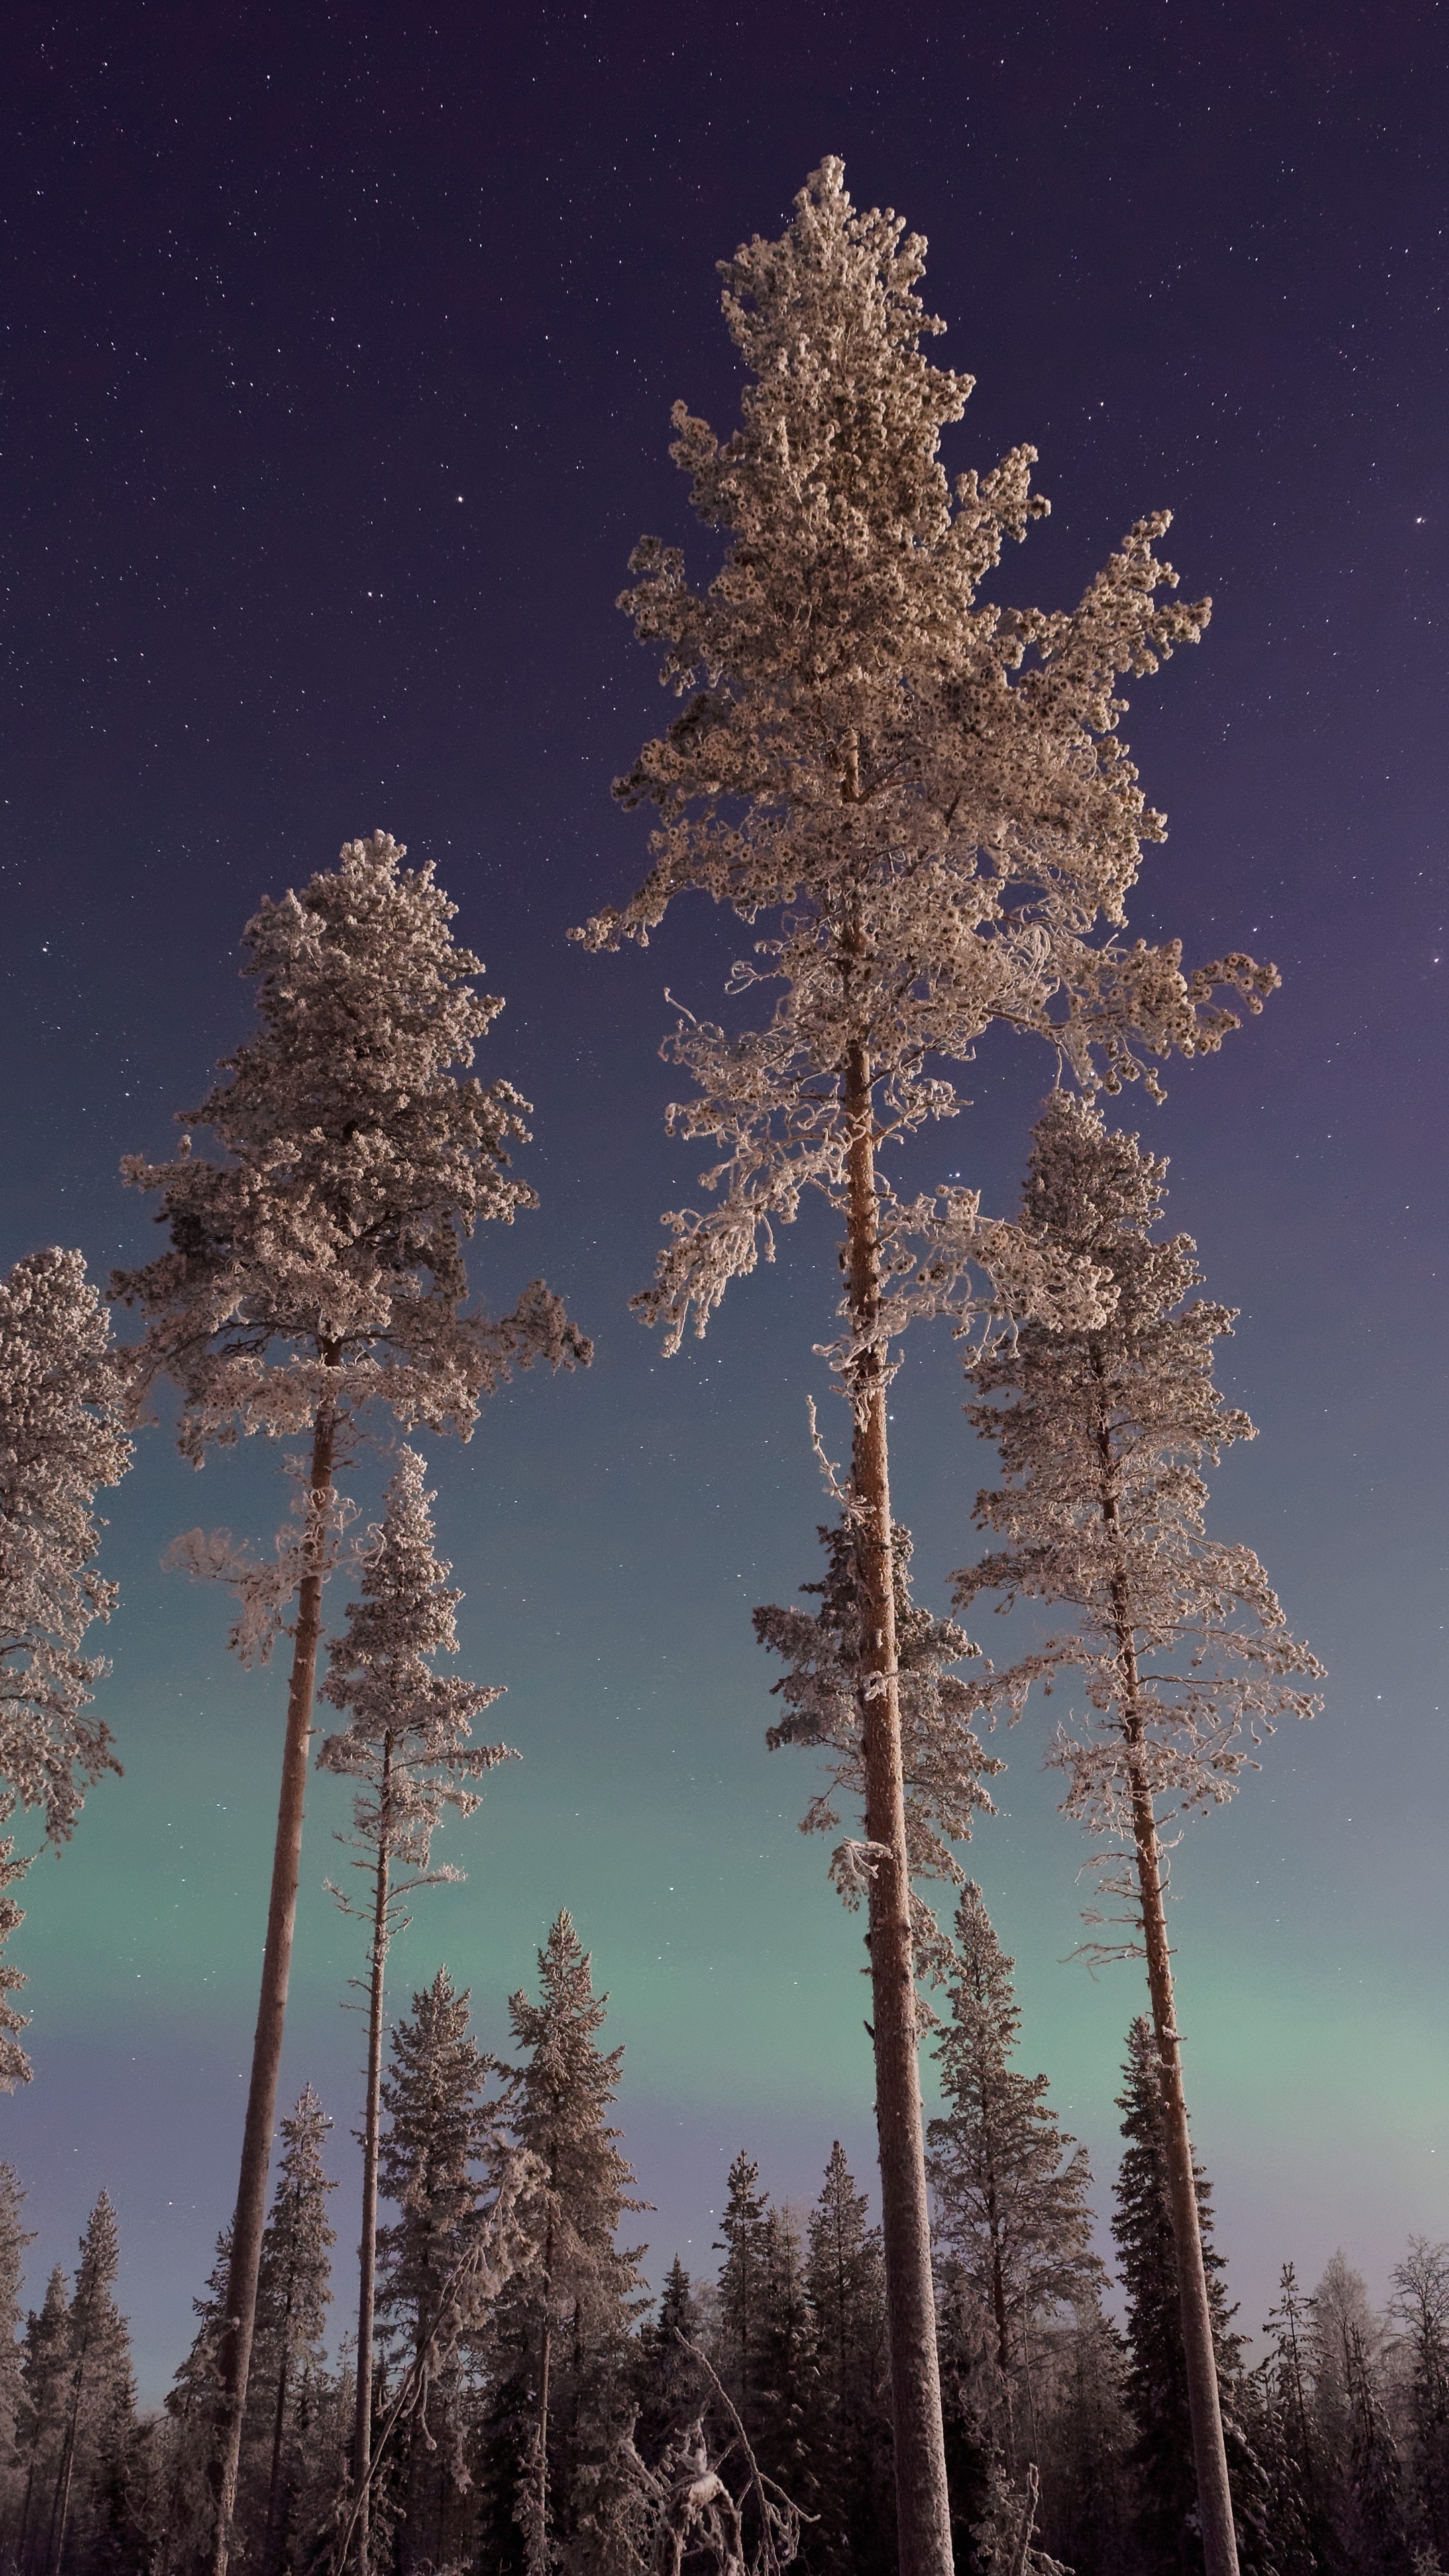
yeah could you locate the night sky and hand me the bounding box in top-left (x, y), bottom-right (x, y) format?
top-left (3, 3), bottom-right (1446, 2400)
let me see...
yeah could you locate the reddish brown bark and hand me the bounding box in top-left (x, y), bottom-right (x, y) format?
top-left (845, 1036), bottom-right (955, 2576)
top-left (209, 1395), bottom-right (337, 2576)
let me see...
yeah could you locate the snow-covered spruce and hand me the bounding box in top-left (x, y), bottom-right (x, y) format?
top-left (113, 832), bottom-right (589, 2575)
top-left (580, 156), bottom-right (1275, 2576)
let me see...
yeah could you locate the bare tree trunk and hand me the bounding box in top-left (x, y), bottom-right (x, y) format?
top-left (533, 2315), bottom-right (551, 2573)
top-left (353, 1783), bottom-right (390, 2576)
top-left (845, 1036), bottom-right (954, 2576)
top-left (1094, 1359), bottom-right (1239, 2576)
top-left (210, 1392), bottom-right (338, 2576)
top-left (1127, 1759), bottom-right (1240, 2576)
top-left (262, 2341), bottom-right (290, 2576)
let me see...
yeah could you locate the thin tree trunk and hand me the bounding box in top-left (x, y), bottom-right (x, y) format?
top-left (354, 1772), bottom-right (391, 2576)
top-left (533, 2316), bottom-right (551, 2572)
top-left (1126, 1766), bottom-right (1240, 2576)
top-left (844, 1034), bottom-right (954, 2576)
top-left (1093, 1362), bottom-right (1239, 2576)
top-left (210, 1391), bottom-right (338, 2576)
top-left (46, 2351), bottom-right (86, 2576)
top-left (262, 2341), bottom-right (290, 2576)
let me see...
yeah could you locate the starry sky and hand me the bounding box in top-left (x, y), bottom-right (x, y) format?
top-left (3, 2), bottom-right (1446, 2402)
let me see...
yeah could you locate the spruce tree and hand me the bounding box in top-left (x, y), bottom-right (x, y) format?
top-left (241, 2088), bottom-right (336, 2573)
top-left (928, 1885), bottom-right (1102, 2402)
top-left (1343, 2324), bottom-right (1413, 2575)
top-left (1389, 2239), bottom-right (1449, 2565)
top-left (502, 1913), bottom-right (646, 2573)
top-left (582, 155), bottom-right (1275, 2576)
top-left (376, 1967), bottom-right (498, 2574)
top-left (17, 2273), bottom-right (71, 2576)
top-left (714, 2155), bottom-right (773, 2431)
top-left (319, 1446), bottom-right (513, 2570)
top-left (1251, 2263), bottom-right (1331, 2576)
top-left (47, 2192), bottom-right (133, 2576)
top-left (957, 1092), bottom-right (1321, 2576)
top-left (804, 2144), bottom-right (893, 2575)
top-left (631, 2258), bottom-right (708, 2468)
top-left (1111, 2021), bottom-right (1268, 2575)
top-left (113, 834), bottom-right (589, 2573)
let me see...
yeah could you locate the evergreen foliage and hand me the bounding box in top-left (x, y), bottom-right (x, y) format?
top-left (928, 1884), bottom-right (1102, 2378)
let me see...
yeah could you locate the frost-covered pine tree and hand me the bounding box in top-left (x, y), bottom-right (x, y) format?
top-left (318, 1446), bottom-right (513, 2568)
top-left (956, 1091), bottom-right (1321, 2576)
top-left (500, 1913), bottom-right (646, 2573)
top-left (241, 2087), bottom-right (336, 2573)
top-left (580, 157), bottom-right (1275, 2576)
top-left (113, 834), bottom-right (588, 2572)
top-left (0, 1248), bottom-right (131, 2085)
top-left (928, 1884), bottom-right (1102, 2396)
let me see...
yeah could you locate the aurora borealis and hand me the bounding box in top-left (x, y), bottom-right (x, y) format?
top-left (3, 3), bottom-right (1446, 2396)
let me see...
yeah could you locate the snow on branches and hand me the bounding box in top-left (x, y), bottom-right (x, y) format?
top-left (575, 159), bottom-right (1276, 1357)
top-left (0, 1248), bottom-right (131, 1847)
top-left (955, 1091), bottom-right (1323, 1929)
top-left (113, 832), bottom-right (590, 1459)
top-left (318, 1445), bottom-right (514, 1898)
top-left (755, 1520), bottom-right (1004, 1962)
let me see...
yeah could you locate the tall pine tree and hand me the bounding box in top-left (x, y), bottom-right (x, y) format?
top-left (115, 834), bottom-right (588, 2571)
top-left (958, 1092), bottom-right (1320, 2576)
top-left (582, 155), bottom-right (1274, 2576)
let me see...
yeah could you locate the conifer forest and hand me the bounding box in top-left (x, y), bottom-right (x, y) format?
top-left (3, 15), bottom-right (1445, 2576)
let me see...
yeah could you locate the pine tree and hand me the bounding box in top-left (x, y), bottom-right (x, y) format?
top-left (113, 833), bottom-right (589, 2573)
top-left (502, 1913), bottom-right (647, 2573)
top-left (804, 2145), bottom-right (893, 2575)
top-left (928, 1885), bottom-right (1102, 2414)
top-left (580, 154), bottom-right (1275, 2576)
top-left (957, 1092), bottom-right (1321, 2576)
top-left (1111, 2021), bottom-right (1269, 2575)
top-left (376, 1967), bottom-right (499, 2575)
top-left (318, 1447), bottom-right (513, 2570)
top-left (0, 1249), bottom-right (132, 2086)
top-left (46, 2192), bottom-right (133, 2576)
top-left (240, 2088), bottom-right (336, 2573)
top-left (1390, 2239), bottom-right (1449, 2565)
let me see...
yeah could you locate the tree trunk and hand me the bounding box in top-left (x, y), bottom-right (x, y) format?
top-left (46, 2352), bottom-right (86, 2576)
top-left (533, 2315), bottom-right (551, 2575)
top-left (262, 2341), bottom-right (290, 2576)
top-left (1127, 1764), bottom-right (1240, 2576)
top-left (844, 1036), bottom-right (954, 2576)
top-left (209, 1394), bottom-right (338, 2576)
top-left (353, 1785), bottom-right (390, 2576)
top-left (1094, 1359), bottom-right (1239, 2576)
